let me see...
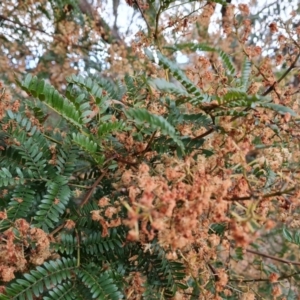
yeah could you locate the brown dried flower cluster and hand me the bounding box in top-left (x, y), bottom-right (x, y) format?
top-left (0, 219), bottom-right (52, 283)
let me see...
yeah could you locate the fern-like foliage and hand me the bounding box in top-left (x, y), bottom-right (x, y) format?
top-left (19, 74), bottom-right (84, 129)
top-left (147, 49), bottom-right (298, 120)
top-left (78, 267), bottom-right (123, 299)
top-left (1, 43), bottom-right (298, 299)
top-left (93, 76), bottom-right (125, 100)
top-left (282, 227), bottom-right (300, 245)
top-left (3, 258), bottom-right (77, 300)
top-left (97, 121), bottom-right (125, 138)
top-left (258, 102), bottom-right (298, 116)
top-left (167, 43), bottom-right (236, 75)
top-left (125, 108), bottom-right (184, 151)
top-left (34, 178), bottom-right (71, 230)
top-left (136, 244), bottom-right (188, 298)
top-left (240, 58), bottom-right (252, 91)
top-left (145, 48), bottom-right (210, 104)
top-left (81, 231), bottom-right (123, 256)
top-left (66, 74), bottom-right (108, 113)
top-left (7, 185), bottom-right (37, 221)
top-left (43, 281), bottom-right (76, 300)
top-left (52, 232), bottom-right (78, 255)
top-left (150, 78), bottom-right (189, 99)
top-left (179, 43), bottom-right (236, 75)
top-left (0, 167), bottom-right (25, 187)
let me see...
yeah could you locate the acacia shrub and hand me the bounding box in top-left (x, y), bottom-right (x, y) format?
top-left (0, 1), bottom-right (300, 299)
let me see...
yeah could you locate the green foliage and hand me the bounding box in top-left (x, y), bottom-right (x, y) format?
top-left (34, 178), bottom-right (71, 229)
top-left (136, 244), bottom-right (188, 298)
top-left (0, 69), bottom-right (192, 299)
top-left (1, 39), bottom-right (299, 299)
top-left (78, 267), bottom-right (123, 299)
top-left (7, 186), bottom-right (37, 223)
top-left (0, 167), bottom-right (25, 187)
top-left (145, 48), bottom-right (210, 104)
top-left (3, 258), bottom-right (77, 300)
top-left (125, 108), bottom-right (184, 151)
top-left (240, 58), bottom-right (252, 91)
top-left (146, 49), bottom-right (299, 123)
top-left (283, 227), bottom-right (300, 245)
top-left (209, 223), bottom-right (227, 236)
top-left (174, 43), bottom-right (236, 75)
top-left (20, 74), bottom-right (84, 128)
top-left (150, 78), bottom-right (189, 98)
top-left (259, 102), bottom-right (298, 117)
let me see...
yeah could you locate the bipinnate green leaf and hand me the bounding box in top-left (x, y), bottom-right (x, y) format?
top-left (283, 227), bottom-right (300, 245)
top-left (240, 58), bottom-right (252, 91)
top-left (145, 49), bottom-right (209, 103)
top-left (20, 74), bottom-right (83, 128)
top-left (66, 74), bottom-right (107, 107)
top-left (71, 133), bottom-right (104, 164)
top-left (259, 102), bottom-right (298, 117)
top-left (78, 268), bottom-right (123, 299)
top-left (34, 179), bottom-right (71, 230)
top-left (125, 108), bottom-right (184, 151)
top-left (167, 43), bottom-right (236, 75)
top-left (3, 258), bottom-right (77, 299)
top-left (0, 167), bottom-right (25, 187)
top-left (150, 78), bottom-right (189, 98)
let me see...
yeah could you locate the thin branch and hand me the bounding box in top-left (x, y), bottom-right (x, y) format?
top-left (49, 223), bottom-right (65, 237)
top-left (0, 14), bottom-right (51, 37)
top-left (113, 156), bottom-right (139, 166)
top-left (144, 130), bottom-right (157, 153)
top-left (262, 52), bottom-right (300, 96)
top-left (134, 130), bottom-right (157, 156)
top-left (0, 14), bottom-right (113, 51)
top-left (230, 278), bottom-right (269, 283)
top-left (154, 4), bottom-right (162, 42)
top-left (230, 271), bottom-right (300, 283)
top-left (165, 1), bottom-right (196, 12)
top-left (223, 195), bottom-right (254, 201)
top-left (134, 0), bottom-right (151, 35)
top-left (192, 127), bottom-right (215, 140)
top-left (246, 248), bottom-right (300, 266)
top-left (223, 186), bottom-right (296, 201)
top-left (79, 172), bottom-right (107, 207)
top-left (76, 229), bottom-right (80, 267)
top-left (160, 6), bottom-right (203, 32)
top-left (207, 262), bottom-right (219, 282)
top-left (229, 51), bottom-right (300, 123)
top-left (68, 183), bottom-right (92, 189)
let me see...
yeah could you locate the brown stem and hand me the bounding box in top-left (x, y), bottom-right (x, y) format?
top-left (0, 14), bottom-right (98, 51)
top-left (246, 248), bottom-right (300, 266)
top-left (49, 223), bottom-right (65, 237)
top-left (0, 14), bottom-right (50, 37)
top-left (160, 6), bottom-right (203, 33)
top-left (207, 263), bottom-right (220, 282)
top-left (262, 52), bottom-right (300, 97)
top-left (79, 172), bottom-right (107, 207)
top-left (223, 186), bottom-right (295, 201)
top-left (134, 130), bottom-right (157, 156)
top-left (154, 4), bottom-right (162, 42)
top-left (114, 156), bottom-right (139, 166)
top-left (192, 127), bottom-right (215, 140)
top-left (223, 195), bottom-right (254, 201)
top-left (134, 0), bottom-right (151, 35)
top-left (230, 271), bottom-right (300, 283)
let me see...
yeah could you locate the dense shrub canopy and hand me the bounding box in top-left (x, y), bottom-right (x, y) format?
top-left (1, 0), bottom-right (300, 299)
